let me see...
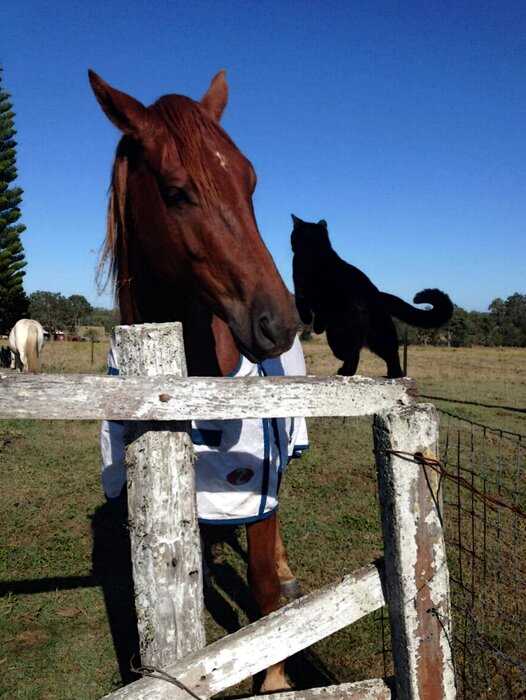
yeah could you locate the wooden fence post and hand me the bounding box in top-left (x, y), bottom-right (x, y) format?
top-left (373, 403), bottom-right (455, 700)
top-left (115, 322), bottom-right (205, 668)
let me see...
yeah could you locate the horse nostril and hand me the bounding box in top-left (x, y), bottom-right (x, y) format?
top-left (251, 304), bottom-right (295, 357)
top-left (258, 313), bottom-right (277, 344)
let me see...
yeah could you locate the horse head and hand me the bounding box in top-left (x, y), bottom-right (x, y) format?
top-left (89, 70), bottom-right (298, 362)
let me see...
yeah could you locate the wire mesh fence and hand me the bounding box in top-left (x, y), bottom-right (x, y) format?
top-left (438, 408), bottom-right (526, 700)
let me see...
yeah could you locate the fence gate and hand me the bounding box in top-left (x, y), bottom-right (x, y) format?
top-left (0, 322), bottom-right (456, 699)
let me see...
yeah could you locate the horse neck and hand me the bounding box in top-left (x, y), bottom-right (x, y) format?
top-left (120, 279), bottom-right (240, 377)
top-left (185, 311), bottom-right (241, 377)
top-left (175, 293), bottom-right (240, 376)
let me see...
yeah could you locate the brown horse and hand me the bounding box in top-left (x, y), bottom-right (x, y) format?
top-left (89, 69), bottom-right (300, 691)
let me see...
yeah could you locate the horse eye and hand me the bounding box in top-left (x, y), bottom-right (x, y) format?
top-left (163, 185), bottom-right (194, 208)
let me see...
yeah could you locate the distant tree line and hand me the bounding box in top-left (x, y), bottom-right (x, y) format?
top-left (27, 290), bottom-right (118, 334)
top-left (13, 290), bottom-right (526, 347)
top-left (394, 293), bottom-right (526, 347)
top-left (300, 292), bottom-right (526, 348)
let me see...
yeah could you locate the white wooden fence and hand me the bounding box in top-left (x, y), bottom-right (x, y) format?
top-left (0, 323), bottom-right (456, 700)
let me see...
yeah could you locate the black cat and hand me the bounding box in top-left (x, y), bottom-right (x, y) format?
top-left (291, 215), bottom-right (453, 378)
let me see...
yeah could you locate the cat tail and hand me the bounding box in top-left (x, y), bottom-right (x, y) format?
top-left (380, 288), bottom-right (454, 329)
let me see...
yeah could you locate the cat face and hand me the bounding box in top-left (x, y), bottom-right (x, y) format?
top-left (290, 214), bottom-right (331, 255)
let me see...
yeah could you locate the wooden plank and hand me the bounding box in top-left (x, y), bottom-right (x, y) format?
top-left (245, 678), bottom-right (393, 699)
top-left (373, 404), bottom-right (455, 700)
top-left (0, 373), bottom-right (416, 421)
top-left (102, 562), bottom-right (385, 699)
top-left (117, 323), bottom-right (206, 667)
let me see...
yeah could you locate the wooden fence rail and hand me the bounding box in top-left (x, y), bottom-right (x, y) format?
top-left (244, 679), bottom-right (393, 700)
top-left (102, 563), bottom-right (385, 700)
top-left (1, 323), bottom-right (455, 700)
top-left (0, 372), bottom-right (416, 420)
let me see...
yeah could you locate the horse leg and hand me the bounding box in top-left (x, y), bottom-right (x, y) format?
top-left (17, 337), bottom-right (28, 372)
top-left (246, 513), bottom-right (290, 692)
top-left (275, 516), bottom-right (301, 600)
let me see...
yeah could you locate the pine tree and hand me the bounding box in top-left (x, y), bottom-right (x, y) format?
top-left (0, 67), bottom-right (28, 333)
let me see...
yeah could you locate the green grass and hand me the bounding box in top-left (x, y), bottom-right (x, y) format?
top-left (1, 339), bottom-right (525, 698)
top-left (0, 419), bottom-right (118, 699)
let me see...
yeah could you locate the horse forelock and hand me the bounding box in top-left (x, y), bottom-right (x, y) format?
top-left (152, 94), bottom-right (234, 208)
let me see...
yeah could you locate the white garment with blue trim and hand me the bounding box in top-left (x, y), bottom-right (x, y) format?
top-left (100, 335), bottom-right (309, 524)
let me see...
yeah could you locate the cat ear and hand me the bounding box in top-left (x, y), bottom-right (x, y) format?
top-left (317, 219), bottom-right (327, 228)
top-left (291, 214), bottom-right (302, 228)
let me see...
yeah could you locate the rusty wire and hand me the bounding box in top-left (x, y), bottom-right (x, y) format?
top-left (129, 656), bottom-right (202, 698)
top-left (382, 449), bottom-right (526, 520)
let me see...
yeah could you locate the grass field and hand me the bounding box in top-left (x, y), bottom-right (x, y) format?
top-left (1, 337), bottom-right (525, 699)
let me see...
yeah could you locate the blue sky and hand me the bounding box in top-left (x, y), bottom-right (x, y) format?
top-left (2, 1), bottom-right (525, 311)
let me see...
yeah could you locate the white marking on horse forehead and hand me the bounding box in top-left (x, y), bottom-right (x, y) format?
top-left (214, 150), bottom-right (228, 169)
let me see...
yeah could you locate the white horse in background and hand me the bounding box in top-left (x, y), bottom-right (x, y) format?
top-left (8, 319), bottom-right (45, 372)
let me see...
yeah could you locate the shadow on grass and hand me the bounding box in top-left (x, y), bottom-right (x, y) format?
top-left (90, 508), bottom-right (338, 692)
top-left (0, 495), bottom-right (338, 693)
top-left (90, 493), bottom-right (141, 686)
top-left (0, 574), bottom-right (94, 596)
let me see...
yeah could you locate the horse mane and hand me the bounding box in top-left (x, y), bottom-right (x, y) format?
top-left (97, 95), bottom-right (233, 296)
top-left (96, 138), bottom-right (129, 296)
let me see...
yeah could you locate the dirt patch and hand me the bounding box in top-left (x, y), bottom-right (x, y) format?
top-left (13, 629), bottom-right (50, 648)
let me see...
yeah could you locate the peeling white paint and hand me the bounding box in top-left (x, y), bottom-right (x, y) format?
top-left (102, 563), bottom-right (385, 699)
top-left (374, 405), bottom-right (455, 699)
top-left (0, 372), bottom-right (416, 421)
top-left (118, 324), bottom-right (205, 669)
top-left (246, 678), bottom-right (392, 699)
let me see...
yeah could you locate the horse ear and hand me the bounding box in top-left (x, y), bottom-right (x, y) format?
top-left (201, 70), bottom-right (228, 121)
top-left (89, 69), bottom-right (187, 187)
top-left (317, 219), bottom-right (327, 228)
top-left (88, 70), bottom-right (150, 139)
top-left (291, 214), bottom-right (302, 228)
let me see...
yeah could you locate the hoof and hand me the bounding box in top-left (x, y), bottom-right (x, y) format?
top-left (280, 578), bottom-right (302, 600)
top-left (260, 661), bottom-right (291, 693)
top-left (260, 679), bottom-right (292, 694)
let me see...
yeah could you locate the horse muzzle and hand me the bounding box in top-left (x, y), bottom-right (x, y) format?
top-left (228, 299), bottom-right (299, 362)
